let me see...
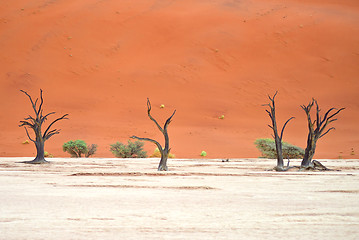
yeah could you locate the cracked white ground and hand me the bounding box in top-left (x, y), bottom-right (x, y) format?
top-left (0, 158), bottom-right (358, 240)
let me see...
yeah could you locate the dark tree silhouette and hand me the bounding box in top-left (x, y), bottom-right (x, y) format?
top-left (131, 98), bottom-right (176, 171)
top-left (301, 99), bottom-right (344, 168)
top-left (264, 92), bottom-right (295, 171)
top-left (19, 89), bottom-right (68, 164)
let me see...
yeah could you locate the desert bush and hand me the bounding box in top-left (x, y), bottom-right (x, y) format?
top-left (86, 144), bottom-right (98, 158)
top-left (255, 138), bottom-right (304, 159)
top-left (110, 140), bottom-right (147, 158)
top-left (63, 140), bottom-right (97, 158)
top-left (150, 148), bottom-right (175, 158)
top-left (44, 151), bottom-right (53, 158)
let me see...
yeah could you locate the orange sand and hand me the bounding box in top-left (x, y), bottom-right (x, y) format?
top-left (1, 0), bottom-right (358, 159)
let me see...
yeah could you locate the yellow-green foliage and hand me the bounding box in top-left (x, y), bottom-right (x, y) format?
top-left (44, 151), bottom-right (53, 158)
top-left (150, 148), bottom-right (175, 158)
top-left (110, 140), bottom-right (147, 158)
top-left (254, 138), bottom-right (304, 159)
top-left (22, 140), bottom-right (29, 144)
top-left (201, 151), bottom-right (207, 157)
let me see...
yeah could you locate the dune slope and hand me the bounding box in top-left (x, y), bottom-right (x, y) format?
top-left (0, 0), bottom-right (358, 158)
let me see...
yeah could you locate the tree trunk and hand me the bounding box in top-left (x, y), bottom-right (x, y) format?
top-left (131, 98), bottom-right (176, 171)
top-left (158, 151), bottom-right (168, 171)
top-left (25, 140), bottom-right (48, 164)
top-left (157, 124), bottom-right (171, 171)
top-left (264, 92), bottom-right (294, 171)
top-left (300, 99), bottom-right (344, 169)
top-left (19, 89), bottom-right (68, 164)
top-left (274, 135), bottom-right (284, 170)
top-left (301, 134), bottom-right (316, 167)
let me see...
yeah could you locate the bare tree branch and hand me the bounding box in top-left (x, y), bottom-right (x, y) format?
top-left (319, 127), bottom-right (335, 138)
top-left (43, 114), bottom-right (69, 139)
top-left (321, 108), bottom-right (337, 124)
top-left (280, 117), bottom-right (295, 141)
top-left (164, 110), bottom-right (176, 130)
top-left (19, 120), bottom-right (35, 128)
top-left (263, 92), bottom-right (294, 170)
top-left (41, 112), bottom-right (56, 124)
top-left (20, 90), bottom-right (38, 116)
top-left (146, 98), bottom-right (164, 133)
top-left (37, 89), bottom-right (44, 116)
top-left (301, 99), bottom-right (344, 167)
top-left (131, 136), bottom-right (163, 152)
top-left (132, 98), bottom-right (176, 171)
top-left (19, 89), bottom-right (69, 164)
top-left (24, 115), bottom-right (36, 121)
top-left (315, 100), bottom-right (321, 130)
top-left (265, 109), bottom-right (272, 119)
top-left (268, 91), bottom-right (278, 102)
top-left (44, 129), bottom-right (61, 141)
top-left (326, 108), bottom-right (345, 122)
top-left (24, 127), bottom-right (35, 143)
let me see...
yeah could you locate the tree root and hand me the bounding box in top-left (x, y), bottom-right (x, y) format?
top-left (272, 166), bottom-right (297, 171)
top-left (299, 160), bottom-right (334, 171)
top-left (19, 159), bottom-right (50, 164)
top-left (270, 159), bottom-right (337, 172)
top-left (158, 164), bottom-right (168, 171)
top-left (271, 158), bottom-right (293, 171)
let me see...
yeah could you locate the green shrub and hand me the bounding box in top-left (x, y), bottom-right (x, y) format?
top-left (63, 140), bottom-right (97, 158)
top-left (110, 140), bottom-right (147, 158)
top-left (254, 138), bottom-right (304, 159)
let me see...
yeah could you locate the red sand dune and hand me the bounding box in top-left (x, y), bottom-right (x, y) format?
top-left (1, 0), bottom-right (358, 159)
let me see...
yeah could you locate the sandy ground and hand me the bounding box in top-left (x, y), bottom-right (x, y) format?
top-left (1, 0), bottom-right (359, 159)
top-left (0, 157), bottom-right (358, 239)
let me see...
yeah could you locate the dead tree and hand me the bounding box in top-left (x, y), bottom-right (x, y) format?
top-left (131, 98), bottom-right (176, 171)
top-left (301, 99), bottom-right (344, 168)
top-left (264, 92), bottom-right (295, 171)
top-left (19, 89), bottom-right (68, 164)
